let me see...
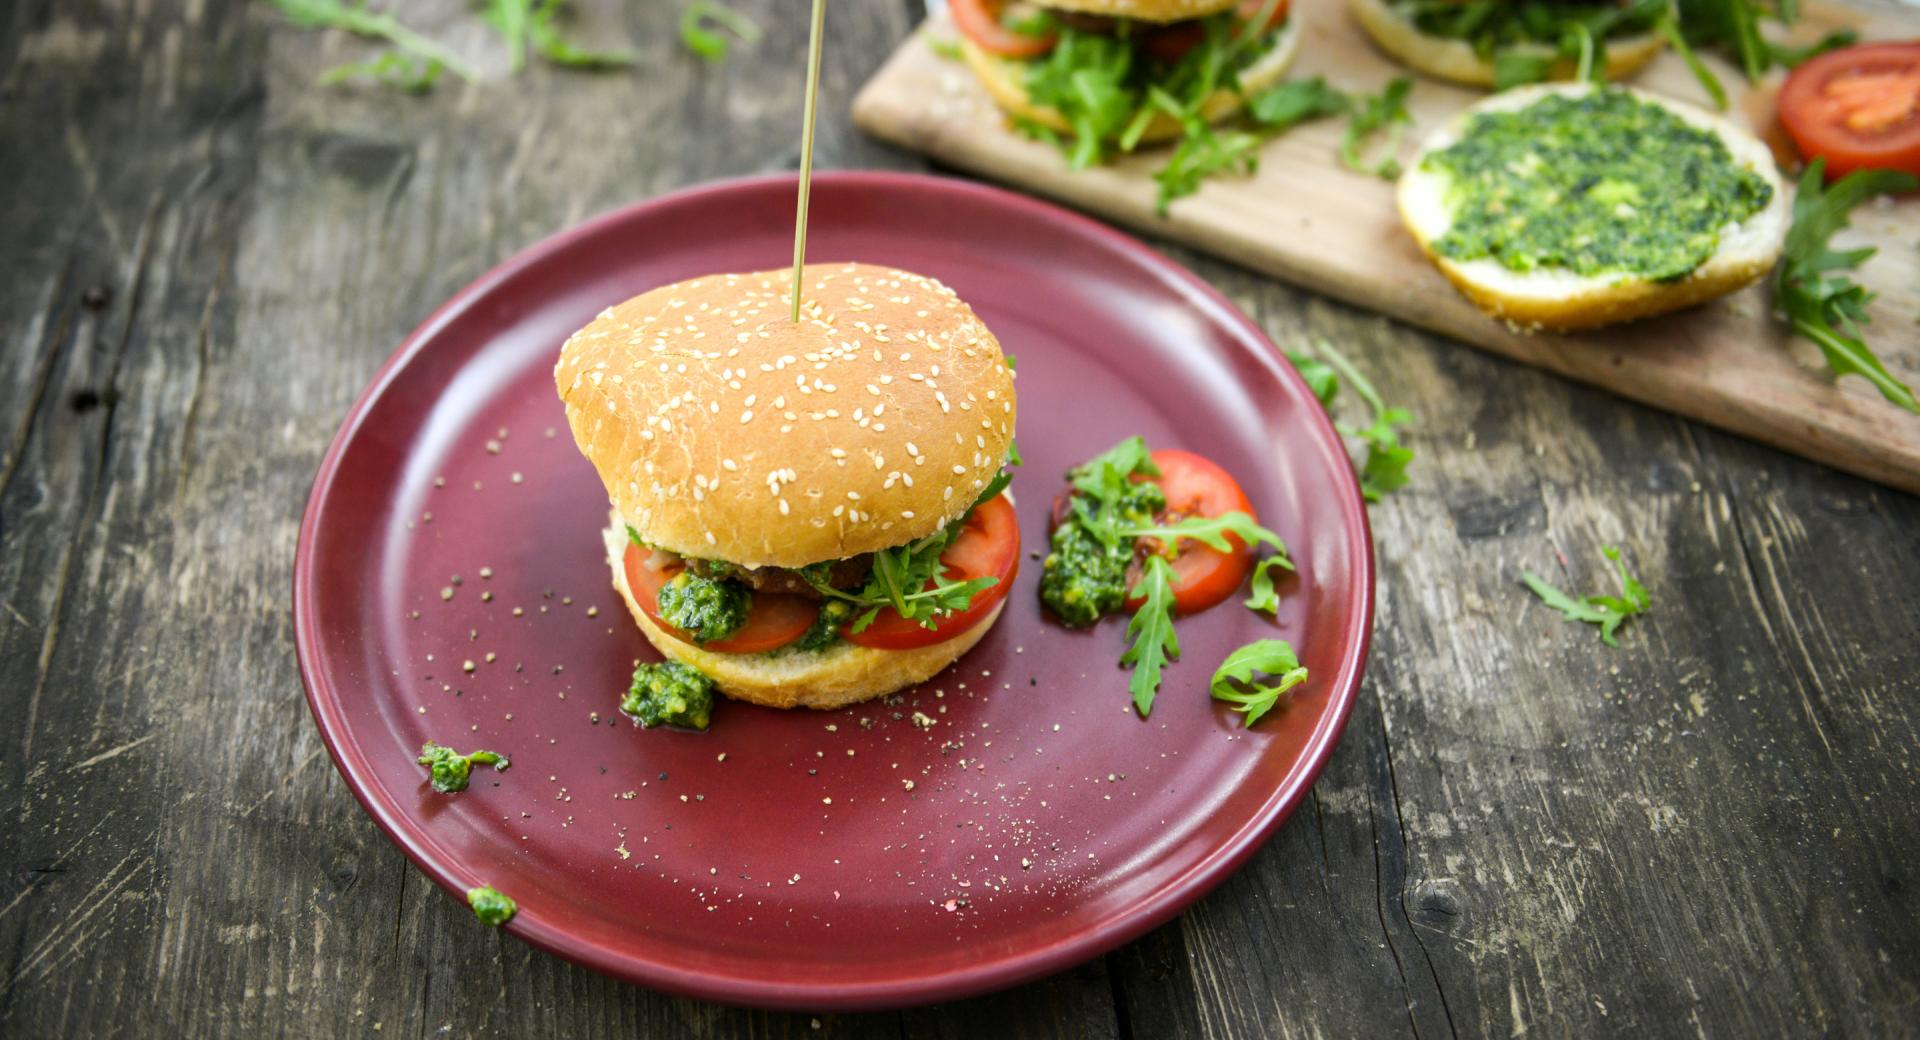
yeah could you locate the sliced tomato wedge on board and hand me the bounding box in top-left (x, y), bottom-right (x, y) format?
top-left (843, 494), bottom-right (1021, 651)
top-left (1124, 449), bottom-right (1259, 616)
top-left (1778, 42), bottom-right (1920, 180)
top-left (622, 546), bottom-right (817, 654)
top-left (951, 0), bottom-right (1058, 59)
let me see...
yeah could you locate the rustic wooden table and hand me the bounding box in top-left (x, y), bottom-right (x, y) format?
top-left (4, 1), bottom-right (1917, 1036)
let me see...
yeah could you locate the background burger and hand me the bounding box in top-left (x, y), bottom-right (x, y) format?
top-left (1348, 0), bottom-right (1667, 89)
top-left (953, 0), bottom-right (1302, 165)
top-left (555, 263), bottom-right (1020, 715)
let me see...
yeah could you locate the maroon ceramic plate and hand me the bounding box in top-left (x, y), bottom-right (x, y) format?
top-left (295, 171), bottom-right (1372, 1011)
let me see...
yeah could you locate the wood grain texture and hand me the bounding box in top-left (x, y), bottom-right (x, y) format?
top-left (2, 0), bottom-right (1917, 1037)
top-left (851, 0), bottom-right (1920, 494)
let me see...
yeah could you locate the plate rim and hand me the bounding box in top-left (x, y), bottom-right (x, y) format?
top-left (294, 169), bottom-right (1375, 1011)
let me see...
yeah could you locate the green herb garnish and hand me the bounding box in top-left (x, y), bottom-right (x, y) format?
top-left (1290, 342), bottom-right (1415, 503)
top-left (1016, 9), bottom-right (1299, 211)
top-left (806, 456), bottom-right (1017, 632)
top-left (417, 742), bottom-right (509, 793)
top-left (1340, 76), bottom-right (1413, 179)
top-left (1209, 639), bottom-right (1308, 726)
top-left (467, 884), bottom-right (517, 926)
top-left (1121, 555), bottom-right (1181, 717)
top-left (1775, 161), bottom-right (1920, 414)
top-left (316, 50), bottom-right (445, 92)
top-left (519, 0), bottom-right (635, 68)
top-left (926, 32), bottom-right (964, 61)
top-left (265, 0), bottom-right (481, 84)
top-left (1246, 76), bottom-right (1351, 131)
top-left (1521, 545), bottom-right (1650, 647)
top-left (680, 0), bottom-right (762, 63)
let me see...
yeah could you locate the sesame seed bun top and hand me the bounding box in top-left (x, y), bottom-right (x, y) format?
top-left (555, 263), bottom-right (1017, 569)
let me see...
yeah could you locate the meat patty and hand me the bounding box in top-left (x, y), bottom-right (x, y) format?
top-left (686, 554), bottom-right (873, 599)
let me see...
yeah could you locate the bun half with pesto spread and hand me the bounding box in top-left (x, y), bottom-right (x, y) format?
top-left (556, 263), bottom-right (1019, 713)
top-left (1399, 83), bottom-right (1788, 331)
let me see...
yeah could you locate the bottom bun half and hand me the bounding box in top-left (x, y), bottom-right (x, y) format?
top-left (604, 522), bottom-right (1004, 711)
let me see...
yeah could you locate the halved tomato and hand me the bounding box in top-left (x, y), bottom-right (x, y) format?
top-left (1124, 449), bottom-right (1258, 615)
top-left (951, 0), bottom-right (1058, 60)
top-left (622, 546), bottom-right (817, 653)
top-left (1779, 42), bottom-right (1920, 180)
top-left (843, 494), bottom-right (1021, 650)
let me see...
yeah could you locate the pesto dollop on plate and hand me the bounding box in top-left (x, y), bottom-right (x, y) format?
top-left (1423, 89), bottom-right (1774, 282)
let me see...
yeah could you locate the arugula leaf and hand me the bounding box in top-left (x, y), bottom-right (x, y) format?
top-left (529, 1), bottom-right (635, 67)
top-left (1151, 95), bottom-right (1263, 215)
top-left (1209, 639), bottom-right (1308, 726)
top-left (926, 32), bottom-right (964, 61)
top-left (1244, 556), bottom-right (1292, 615)
top-left (1062, 435), bottom-right (1162, 546)
top-left (1492, 50), bottom-right (1556, 91)
top-left (1768, 28), bottom-right (1854, 68)
top-left (1775, 161), bottom-right (1920, 414)
top-left (1293, 341), bottom-right (1415, 503)
top-left (1121, 555), bottom-right (1181, 717)
top-left (1286, 350), bottom-right (1339, 407)
top-left (317, 50), bottom-right (444, 92)
top-left (1521, 545), bottom-right (1651, 647)
top-left (1673, 0), bottom-right (1806, 87)
top-left (806, 459), bottom-right (1016, 631)
top-left (478, 0), bottom-right (530, 71)
top-left (1657, 13), bottom-right (1727, 110)
top-left (1341, 76), bottom-right (1413, 179)
top-left (1120, 510), bottom-right (1287, 558)
top-left (266, 0), bottom-right (481, 82)
top-left (680, 0), bottom-right (761, 63)
top-left (1246, 76), bottom-right (1350, 131)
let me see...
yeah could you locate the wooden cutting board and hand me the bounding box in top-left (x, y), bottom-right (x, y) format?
top-left (852, 0), bottom-right (1920, 494)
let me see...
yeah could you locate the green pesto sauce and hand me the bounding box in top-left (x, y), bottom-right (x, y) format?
top-left (1039, 480), bottom-right (1164, 628)
top-left (416, 742), bottom-right (508, 793)
top-left (622, 661), bottom-right (715, 730)
top-left (466, 885), bottom-right (516, 926)
top-left (655, 572), bottom-right (750, 644)
top-left (792, 599), bottom-right (853, 653)
top-left (1425, 90), bottom-right (1773, 282)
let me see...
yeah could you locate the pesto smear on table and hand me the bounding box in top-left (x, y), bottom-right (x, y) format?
top-left (1424, 90), bottom-right (1773, 282)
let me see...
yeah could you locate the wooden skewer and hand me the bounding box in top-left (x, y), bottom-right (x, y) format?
top-left (791, 0), bottom-right (828, 324)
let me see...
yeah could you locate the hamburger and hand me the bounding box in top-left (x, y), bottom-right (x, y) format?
top-left (1348, 0), bottom-right (1667, 90)
top-left (952, 0), bottom-right (1302, 161)
top-left (555, 263), bottom-right (1020, 711)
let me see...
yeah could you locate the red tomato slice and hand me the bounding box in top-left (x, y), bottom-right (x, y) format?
top-left (952, 0), bottom-right (1058, 59)
top-left (843, 495), bottom-right (1021, 650)
top-left (1124, 449), bottom-right (1258, 616)
top-left (1779, 42), bottom-right (1920, 180)
top-left (622, 546), bottom-right (817, 654)
top-left (1143, 0), bottom-right (1289, 64)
